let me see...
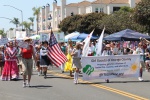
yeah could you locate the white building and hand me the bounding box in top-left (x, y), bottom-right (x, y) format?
top-left (38, 0), bottom-right (141, 33)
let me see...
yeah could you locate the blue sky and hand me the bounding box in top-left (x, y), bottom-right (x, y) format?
top-left (0, 0), bottom-right (93, 31)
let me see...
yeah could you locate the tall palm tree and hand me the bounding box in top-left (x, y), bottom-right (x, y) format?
top-left (10, 17), bottom-right (20, 28)
top-left (28, 17), bottom-right (34, 31)
top-left (32, 7), bottom-right (41, 35)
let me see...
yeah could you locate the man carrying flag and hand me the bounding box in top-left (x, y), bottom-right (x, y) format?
top-left (47, 29), bottom-right (67, 67)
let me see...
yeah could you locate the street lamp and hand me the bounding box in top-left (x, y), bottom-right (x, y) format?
top-left (3, 5), bottom-right (23, 30)
top-left (0, 17), bottom-right (13, 21)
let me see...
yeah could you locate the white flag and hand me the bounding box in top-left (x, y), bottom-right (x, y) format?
top-left (82, 29), bottom-right (95, 57)
top-left (96, 27), bottom-right (105, 56)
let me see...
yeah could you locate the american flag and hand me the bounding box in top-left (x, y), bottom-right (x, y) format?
top-left (48, 30), bottom-right (67, 67)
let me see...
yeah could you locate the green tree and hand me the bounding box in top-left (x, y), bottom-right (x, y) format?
top-left (32, 7), bottom-right (41, 35)
top-left (77, 12), bottom-right (106, 36)
top-left (10, 17), bottom-right (20, 28)
top-left (134, 0), bottom-right (150, 33)
top-left (9, 28), bottom-right (14, 30)
top-left (59, 15), bottom-right (82, 34)
top-left (59, 16), bottom-right (72, 34)
top-left (59, 13), bottom-right (106, 35)
top-left (100, 10), bottom-right (145, 34)
top-left (28, 17), bottom-right (34, 31)
top-left (119, 6), bottom-right (133, 12)
top-left (21, 21), bottom-right (31, 31)
top-left (0, 29), bottom-right (6, 37)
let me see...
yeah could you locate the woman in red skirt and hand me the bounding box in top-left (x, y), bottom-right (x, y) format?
top-left (1, 42), bottom-right (19, 81)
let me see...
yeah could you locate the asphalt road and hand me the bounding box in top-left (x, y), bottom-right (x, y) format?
top-left (0, 67), bottom-right (150, 100)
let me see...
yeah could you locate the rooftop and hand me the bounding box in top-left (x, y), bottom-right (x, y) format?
top-left (91, 0), bottom-right (141, 4)
top-left (67, 1), bottom-right (91, 7)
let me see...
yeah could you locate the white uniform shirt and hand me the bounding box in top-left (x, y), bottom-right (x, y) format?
top-left (136, 47), bottom-right (144, 61)
top-left (40, 47), bottom-right (48, 56)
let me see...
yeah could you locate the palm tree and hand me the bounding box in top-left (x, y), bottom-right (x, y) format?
top-left (32, 7), bottom-right (41, 35)
top-left (28, 17), bottom-right (34, 31)
top-left (0, 29), bottom-right (6, 37)
top-left (10, 17), bottom-right (20, 28)
top-left (9, 28), bottom-right (14, 30)
top-left (21, 21), bottom-right (31, 31)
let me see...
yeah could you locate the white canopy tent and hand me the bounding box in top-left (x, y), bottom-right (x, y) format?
top-left (30, 35), bottom-right (40, 40)
top-left (65, 32), bottom-right (80, 41)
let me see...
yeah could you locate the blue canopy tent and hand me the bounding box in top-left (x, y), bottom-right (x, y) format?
top-left (71, 33), bottom-right (98, 40)
top-left (103, 29), bottom-right (150, 41)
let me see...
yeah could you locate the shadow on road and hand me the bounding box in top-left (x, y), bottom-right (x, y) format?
top-left (30, 85), bottom-right (53, 89)
top-left (46, 76), bottom-right (73, 79)
top-left (79, 80), bottom-right (150, 85)
top-left (110, 80), bottom-right (150, 83)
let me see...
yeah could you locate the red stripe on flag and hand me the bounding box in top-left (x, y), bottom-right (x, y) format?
top-left (53, 45), bottom-right (67, 62)
top-left (47, 49), bottom-right (60, 67)
top-left (50, 48), bottom-right (64, 65)
top-left (51, 45), bottom-right (67, 62)
top-left (54, 44), bottom-right (67, 61)
top-left (49, 51), bottom-right (61, 66)
top-left (48, 52), bottom-right (61, 67)
top-left (48, 45), bottom-right (67, 67)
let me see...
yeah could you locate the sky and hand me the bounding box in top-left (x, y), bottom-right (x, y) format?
top-left (0, 0), bottom-right (93, 31)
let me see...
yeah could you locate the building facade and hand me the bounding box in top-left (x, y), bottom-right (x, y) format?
top-left (38, 0), bottom-right (140, 33)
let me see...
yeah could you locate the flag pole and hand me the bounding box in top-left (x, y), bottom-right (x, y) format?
top-left (49, 28), bottom-right (52, 42)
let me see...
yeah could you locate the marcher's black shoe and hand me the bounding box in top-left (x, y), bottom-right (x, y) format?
top-left (105, 79), bottom-right (109, 83)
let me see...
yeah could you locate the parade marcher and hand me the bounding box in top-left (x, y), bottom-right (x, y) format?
top-left (102, 44), bottom-right (112, 83)
top-left (145, 48), bottom-right (150, 72)
top-left (21, 37), bottom-right (35, 87)
top-left (0, 46), bottom-right (5, 75)
top-left (88, 42), bottom-right (95, 56)
top-left (16, 46), bottom-right (23, 75)
top-left (102, 44), bottom-right (112, 56)
top-left (65, 40), bottom-right (74, 77)
top-left (1, 41), bottom-right (19, 81)
top-left (60, 42), bottom-right (66, 73)
top-left (71, 42), bottom-right (82, 84)
top-left (40, 41), bottom-right (51, 79)
top-left (35, 45), bottom-right (41, 76)
top-left (131, 47), bottom-right (137, 55)
top-left (136, 42), bottom-right (145, 81)
top-left (110, 42), bottom-right (118, 55)
top-left (117, 46), bottom-right (123, 55)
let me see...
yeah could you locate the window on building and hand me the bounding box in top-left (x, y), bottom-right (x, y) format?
top-left (48, 14), bottom-right (52, 20)
top-left (71, 12), bottom-right (74, 16)
top-left (43, 25), bottom-right (45, 30)
top-left (95, 8), bottom-right (98, 13)
top-left (113, 7), bottom-right (121, 12)
top-left (55, 12), bottom-right (57, 17)
top-left (100, 8), bottom-right (104, 12)
top-left (58, 10), bottom-right (61, 17)
top-left (38, 27), bottom-right (40, 31)
top-left (38, 17), bottom-right (41, 22)
top-left (48, 23), bottom-right (51, 29)
top-left (78, 8), bottom-right (80, 14)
